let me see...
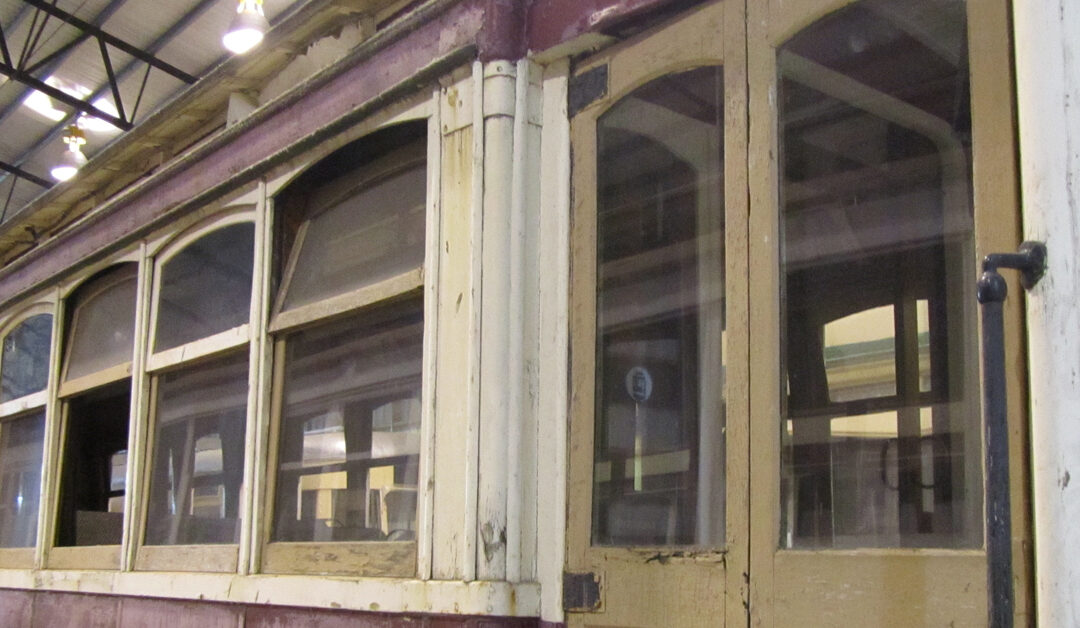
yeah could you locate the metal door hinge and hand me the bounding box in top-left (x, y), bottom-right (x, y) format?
top-left (563, 571), bottom-right (602, 612)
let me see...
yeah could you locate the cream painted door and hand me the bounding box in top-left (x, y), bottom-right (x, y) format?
top-left (566, 1), bottom-right (749, 626)
top-left (567, 0), bottom-right (1031, 626)
top-left (746, 0), bottom-right (1032, 625)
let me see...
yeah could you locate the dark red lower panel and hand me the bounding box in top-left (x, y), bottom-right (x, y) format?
top-left (0, 588), bottom-right (550, 628)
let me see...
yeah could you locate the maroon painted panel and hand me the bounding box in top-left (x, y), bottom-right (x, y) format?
top-left (31, 591), bottom-right (119, 628)
top-left (118, 597), bottom-right (243, 628)
top-left (0, 589), bottom-right (33, 626)
top-left (526, 0), bottom-right (686, 53)
top-left (245, 605), bottom-right (395, 628)
top-left (0, 0), bottom-right (486, 311)
top-left (477, 0), bottom-right (527, 61)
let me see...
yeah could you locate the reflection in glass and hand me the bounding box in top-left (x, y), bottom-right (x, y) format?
top-left (779, 0), bottom-right (979, 548)
top-left (1, 314), bottom-right (52, 402)
top-left (145, 352), bottom-right (248, 545)
top-left (272, 301), bottom-right (422, 543)
top-left (155, 223), bottom-right (254, 353)
top-left (0, 412), bottom-right (45, 547)
top-left (823, 305), bottom-right (897, 402)
top-left (56, 382), bottom-right (130, 546)
top-left (65, 264), bottom-right (137, 381)
top-left (592, 66), bottom-right (725, 547)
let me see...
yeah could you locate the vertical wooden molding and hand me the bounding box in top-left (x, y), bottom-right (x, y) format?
top-left (536, 58), bottom-right (571, 624)
top-left (122, 246), bottom-right (153, 571)
top-left (417, 84), bottom-right (444, 581)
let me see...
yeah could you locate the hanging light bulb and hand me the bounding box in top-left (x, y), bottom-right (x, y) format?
top-left (222, 0), bottom-right (268, 54)
top-left (51, 125), bottom-right (88, 181)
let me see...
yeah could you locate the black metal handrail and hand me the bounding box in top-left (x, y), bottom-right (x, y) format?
top-left (976, 240), bottom-right (1046, 628)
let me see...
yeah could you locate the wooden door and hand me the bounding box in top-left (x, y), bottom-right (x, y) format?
top-left (746, 0), bottom-right (1032, 625)
top-left (566, 1), bottom-right (749, 626)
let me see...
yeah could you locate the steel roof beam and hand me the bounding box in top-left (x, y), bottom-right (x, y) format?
top-left (0, 57), bottom-right (132, 128)
top-left (0, 159), bottom-right (50, 188)
top-left (0, 0), bottom-right (222, 202)
top-left (19, 0), bottom-right (197, 84)
top-left (0, 0), bottom-right (129, 126)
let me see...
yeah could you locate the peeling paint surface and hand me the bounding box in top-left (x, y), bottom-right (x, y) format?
top-left (1014, 0), bottom-right (1080, 624)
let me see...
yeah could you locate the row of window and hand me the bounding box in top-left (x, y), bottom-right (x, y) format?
top-left (0, 119), bottom-right (428, 574)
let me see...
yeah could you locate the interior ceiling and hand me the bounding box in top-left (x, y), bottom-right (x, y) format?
top-left (0, 0), bottom-right (302, 223)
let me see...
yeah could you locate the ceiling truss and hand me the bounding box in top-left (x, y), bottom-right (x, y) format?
top-left (0, 0), bottom-right (201, 199)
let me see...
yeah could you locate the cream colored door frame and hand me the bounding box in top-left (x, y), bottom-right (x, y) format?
top-left (745, 0), bottom-right (1032, 625)
top-left (565, 1), bottom-right (749, 626)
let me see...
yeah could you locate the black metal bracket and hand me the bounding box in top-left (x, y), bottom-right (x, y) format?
top-left (978, 240), bottom-right (1048, 303)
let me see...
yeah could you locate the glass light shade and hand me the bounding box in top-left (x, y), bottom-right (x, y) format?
top-left (51, 147), bottom-right (87, 181)
top-left (223, 8), bottom-right (268, 54)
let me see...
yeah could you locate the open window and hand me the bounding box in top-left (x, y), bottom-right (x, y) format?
top-left (262, 120), bottom-right (426, 577)
top-left (136, 214), bottom-right (255, 572)
top-left (50, 265), bottom-right (136, 569)
top-left (0, 306), bottom-right (53, 568)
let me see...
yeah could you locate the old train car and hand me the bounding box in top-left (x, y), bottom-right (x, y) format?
top-left (0, 0), bottom-right (1075, 625)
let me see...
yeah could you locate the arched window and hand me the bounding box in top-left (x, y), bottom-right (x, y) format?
top-left (54, 264), bottom-right (137, 553)
top-left (138, 213), bottom-right (255, 571)
top-left (263, 120), bottom-right (427, 577)
top-left (0, 308), bottom-right (52, 556)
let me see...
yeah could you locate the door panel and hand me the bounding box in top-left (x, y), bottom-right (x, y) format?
top-left (567, 0), bottom-right (1029, 625)
top-left (747, 0), bottom-right (1029, 625)
top-left (567, 1), bottom-right (749, 626)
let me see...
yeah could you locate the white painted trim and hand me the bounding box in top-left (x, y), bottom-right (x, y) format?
top-left (241, 180), bottom-right (272, 575)
top-left (34, 290), bottom-right (63, 569)
top-left (0, 390), bottom-right (48, 418)
top-left (1012, 1), bottom-right (1080, 623)
top-left (145, 325), bottom-right (250, 372)
top-left (461, 59), bottom-right (485, 584)
top-left (417, 87), bottom-right (442, 581)
top-left (0, 570), bottom-right (541, 617)
top-left (477, 60), bottom-right (516, 581)
top-left (122, 244), bottom-right (152, 571)
top-left (535, 59), bottom-right (571, 624)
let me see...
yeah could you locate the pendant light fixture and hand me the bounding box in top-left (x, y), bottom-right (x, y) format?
top-left (51, 125), bottom-right (88, 182)
top-left (222, 0), bottom-right (268, 54)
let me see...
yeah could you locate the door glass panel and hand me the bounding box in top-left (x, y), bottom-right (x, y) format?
top-left (779, 0), bottom-right (979, 549)
top-left (593, 66), bottom-right (725, 547)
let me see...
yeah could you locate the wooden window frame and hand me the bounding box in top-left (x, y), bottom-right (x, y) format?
top-left (259, 123), bottom-right (429, 578)
top-left (0, 301), bottom-right (57, 570)
top-left (134, 207), bottom-right (258, 573)
top-left (58, 264), bottom-right (139, 398)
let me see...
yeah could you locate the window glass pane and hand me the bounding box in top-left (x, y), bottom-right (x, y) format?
top-left (592, 66), bottom-right (725, 547)
top-left (280, 162), bottom-right (426, 311)
top-left (0, 411), bottom-right (45, 547)
top-left (154, 223), bottom-right (254, 353)
top-left (779, 0), bottom-right (978, 549)
top-left (1, 314), bottom-right (52, 402)
top-left (56, 382), bottom-right (129, 546)
top-left (65, 265), bottom-right (137, 381)
top-left (145, 351), bottom-right (248, 545)
top-left (272, 299), bottom-right (422, 543)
